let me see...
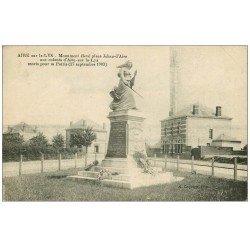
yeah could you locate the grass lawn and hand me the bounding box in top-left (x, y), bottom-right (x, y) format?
top-left (3, 168), bottom-right (248, 201)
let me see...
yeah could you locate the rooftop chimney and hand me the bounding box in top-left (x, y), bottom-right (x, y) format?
top-left (82, 120), bottom-right (85, 127)
top-left (216, 106), bottom-right (222, 116)
top-left (103, 122), bottom-right (106, 130)
top-left (70, 121), bottom-right (73, 126)
top-left (193, 104), bottom-right (199, 115)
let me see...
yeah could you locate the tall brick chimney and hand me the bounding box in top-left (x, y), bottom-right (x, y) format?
top-left (216, 106), bottom-right (222, 116)
top-left (169, 47), bottom-right (181, 117)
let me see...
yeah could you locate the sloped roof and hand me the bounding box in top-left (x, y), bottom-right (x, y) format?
top-left (66, 119), bottom-right (105, 131)
top-left (7, 122), bottom-right (37, 133)
top-left (213, 133), bottom-right (241, 142)
top-left (162, 103), bottom-right (232, 121)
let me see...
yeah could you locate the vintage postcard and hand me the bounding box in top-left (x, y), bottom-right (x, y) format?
top-left (2, 45), bottom-right (248, 201)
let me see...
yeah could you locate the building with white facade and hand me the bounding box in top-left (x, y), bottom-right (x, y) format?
top-left (65, 119), bottom-right (108, 154)
top-left (161, 104), bottom-right (235, 154)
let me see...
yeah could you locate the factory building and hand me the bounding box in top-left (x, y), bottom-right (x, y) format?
top-left (160, 104), bottom-right (240, 155)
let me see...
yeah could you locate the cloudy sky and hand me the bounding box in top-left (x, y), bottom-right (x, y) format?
top-left (3, 46), bottom-right (247, 144)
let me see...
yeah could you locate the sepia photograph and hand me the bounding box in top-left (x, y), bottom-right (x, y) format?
top-left (2, 45), bottom-right (248, 201)
top-left (1, 1), bottom-right (250, 250)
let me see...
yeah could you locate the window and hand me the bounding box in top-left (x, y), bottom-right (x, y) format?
top-left (164, 142), bottom-right (167, 153)
top-left (175, 144), bottom-right (178, 153)
top-left (171, 123), bottom-right (174, 135)
top-left (94, 145), bottom-right (99, 153)
top-left (176, 144), bottom-right (183, 154)
top-left (209, 129), bottom-right (213, 139)
top-left (169, 144), bottom-right (172, 154)
top-left (177, 122), bottom-right (180, 134)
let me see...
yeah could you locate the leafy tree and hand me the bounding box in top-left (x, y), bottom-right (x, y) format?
top-left (70, 127), bottom-right (96, 152)
top-left (29, 132), bottom-right (49, 154)
top-left (29, 132), bottom-right (49, 147)
top-left (52, 133), bottom-right (65, 151)
top-left (3, 133), bottom-right (24, 145)
top-left (2, 133), bottom-right (24, 161)
top-left (243, 144), bottom-right (247, 151)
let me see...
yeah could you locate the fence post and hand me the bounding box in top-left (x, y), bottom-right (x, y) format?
top-left (19, 154), bottom-right (23, 176)
top-left (177, 155), bottom-right (180, 171)
top-left (58, 153), bottom-right (61, 171)
top-left (85, 152), bottom-right (88, 168)
top-left (234, 157), bottom-right (237, 181)
top-left (154, 154), bottom-right (156, 167)
top-left (74, 153), bottom-right (77, 168)
top-left (164, 154), bottom-right (167, 171)
top-left (191, 155), bottom-right (194, 172)
top-left (211, 157), bottom-right (215, 177)
top-left (95, 152), bottom-right (97, 161)
top-left (41, 153), bottom-right (44, 173)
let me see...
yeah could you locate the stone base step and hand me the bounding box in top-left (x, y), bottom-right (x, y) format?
top-left (78, 171), bottom-right (99, 178)
top-left (68, 171), bottom-right (184, 189)
top-left (130, 172), bottom-right (177, 188)
top-left (110, 174), bottom-right (130, 181)
top-left (67, 175), bottom-right (131, 188)
top-left (78, 170), bottom-right (131, 181)
top-left (101, 179), bottom-right (131, 189)
top-left (92, 166), bottom-right (130, 174)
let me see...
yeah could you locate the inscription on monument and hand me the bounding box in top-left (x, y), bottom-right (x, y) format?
top-left (129, 121), bottom-right (145, 154)
top-left (106, 121), bottom-right (127, 158)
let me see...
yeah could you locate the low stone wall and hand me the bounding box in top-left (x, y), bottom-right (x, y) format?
top-left (199, 146), bottom-right (233, 158)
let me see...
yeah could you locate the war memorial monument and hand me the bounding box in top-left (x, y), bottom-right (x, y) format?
top-left (69, 61), bottom-right (183, 188)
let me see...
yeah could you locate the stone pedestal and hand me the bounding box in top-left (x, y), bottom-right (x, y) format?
top-left (101, 109), bottom-right (146, 174)
top-left (68, 109), bottom-right (184, 189)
